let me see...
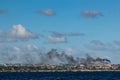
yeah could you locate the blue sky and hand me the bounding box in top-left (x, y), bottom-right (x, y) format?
top-left (0, 0), bottom-right (120, 64)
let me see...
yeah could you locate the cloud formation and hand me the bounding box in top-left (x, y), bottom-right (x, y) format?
top-left (81, 10), bottom-right (103, 18)
top-left (48, 31), bottom-right (85, 43)
top-left (0, 45), bottom-right (78, 64)
top-left (36, 9), bottom-right (56, 16)
top-left (51, 31), bottom-right (85, 37)
top-left (0, 44), bottom-right (111, 64)
top-left (48, 35), bottom-right (67, 43)
top-left (0, 44), bottom-right (41, 64)
top-left (0, 24), bottom-right (39, 42)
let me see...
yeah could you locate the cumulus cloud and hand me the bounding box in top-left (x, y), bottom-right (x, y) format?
top-left (36, 9), bottom-right (56, 16)
top-left (0, 24), bottom-right (39, 42)
top-left (48, 31), bottom-right (85, 43)
top-left (0, 9), bottom-right (7, 14)
top-left (0, 44), bottom-right (41, 64)
top-left (81, 10), bottom-right (103, 18)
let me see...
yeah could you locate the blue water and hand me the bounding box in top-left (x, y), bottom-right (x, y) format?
top-left (0, 71), bottom-right (120, 80)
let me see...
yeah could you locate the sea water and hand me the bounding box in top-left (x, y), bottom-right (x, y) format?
top-left (0, 71), bottom-right (120, 80)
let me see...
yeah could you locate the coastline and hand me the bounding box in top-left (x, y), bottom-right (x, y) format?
top-left (1, 70), bottom-right (120, 72)
top-left (1, 64), bottom-right (120, 72)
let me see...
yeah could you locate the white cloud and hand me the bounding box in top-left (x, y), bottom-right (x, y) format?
top-left (0, 44), bottom-right (41, 64)
top-left (36, 9), bottom-right (56, 16)
top-left (64, 48), bottom-right (75, 55)
top-left (0, 24), bottom-right (39, 42)
top-left (48, 35), bottom-right (67, 43)
top-left (0, 44), bottom-right (79, 64)
top-left (23, 44), bottom-right (39, 51)
top-left (81, 10), bottom-right (103, 18)
top-left (47, 31), bottom-right (85, 43)
top-left (61, 47), bottom-right (83, 57)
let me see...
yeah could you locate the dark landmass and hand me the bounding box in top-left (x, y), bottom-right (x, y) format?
top-left (0, 63), bottom-right (120, 72)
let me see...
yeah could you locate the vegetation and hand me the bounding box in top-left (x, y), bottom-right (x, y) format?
top-left (0, 64), bottom-right (120, 72)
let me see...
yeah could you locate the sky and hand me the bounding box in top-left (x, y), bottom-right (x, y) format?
top-left (0, 0), bottom-right (120, 64)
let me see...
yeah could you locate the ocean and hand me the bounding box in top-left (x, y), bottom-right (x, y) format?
top-left (0, 71), bottom-right (120, 80)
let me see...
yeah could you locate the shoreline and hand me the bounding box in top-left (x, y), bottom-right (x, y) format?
top-left (1, 70), bottom-right (120, 72)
